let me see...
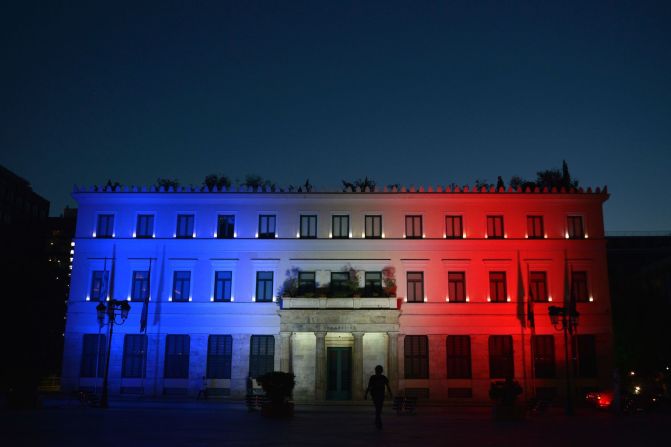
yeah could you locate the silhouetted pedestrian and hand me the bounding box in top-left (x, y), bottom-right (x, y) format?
top-left (365, 365), bottom-right (392, 429)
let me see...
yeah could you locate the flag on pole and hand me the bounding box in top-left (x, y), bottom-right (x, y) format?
top-left (108, 244), bottom-right (116, 301)
top-left (527, 261), bottom-right (535, 329)
top-left (516, 251), bottom-right (527, 328)
top-left (564, 250), bottom-right (571, 307)
top-left (99, 257), bottom-right (109, 302)
top-left (140, 258), bottom-right (152, 333)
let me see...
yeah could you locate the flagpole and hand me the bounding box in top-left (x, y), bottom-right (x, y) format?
top-left (94, 256), bottom-right (108, 395)
top-left (141, 258), bottom-right (152, 392)
top-left (527, 259), bottom-right (536, 398)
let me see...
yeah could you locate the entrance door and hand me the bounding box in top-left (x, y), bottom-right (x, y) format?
top-left (326, 347), bottom-right (352, 400)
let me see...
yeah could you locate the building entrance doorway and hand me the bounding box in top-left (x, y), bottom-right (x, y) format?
top-left (326, 347), bottom-right (352, 400)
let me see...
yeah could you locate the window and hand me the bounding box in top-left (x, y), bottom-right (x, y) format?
top-left (217, 215), bottom-right (235, 239)
top-left (487, 216), bottom-right (504, 238)
top-left (90, 270), bottom-right (109, 301)
top-left (96, 214), bottom-right (114, 238)
top-left (164, 335), bottom-right (190, 379)
top-left (532, 335), bottom-right (555, 378)
top-left (176, 214), bottom-right (194, 238)
top-left (404, 335), bottom-right (429, 379)
top-left (255, 271), bottom-right (273, 302)
top-left (297, 272), bottom-right (316, 295)
top-left (448, 272), bottom-right (466, 302)
top-left (405, 215), bottom-right (423, 238)
top-left (489, 335), bottom-right (514, 378)
top-left (574, 334), bottom-right (597, 378)
top-left (445, 215), bottom-right (463, 239)
top-left (122, 334), bottom-right (148, 378)
top-left (249, 335), bottom-right (275, 378)
top-left (527, 216), bottom-right (544, 239)
top-left (365, 215), bottom-right (382, 238)
top-left (407, 272), bottom-right (424, 302)
top-left (447, 336), bottom-right (471, 378)
top-left (80, 334), bottom-right (106, 377)
top-left (567, 216), bottom-right (584, 239)
top-left (489, 272), bottom-right (507, 303)
top-left (300, 215), bottom-right (317, 238)
top-left (131, 271), bottom-right (150, 302)
top-left (529, 271), bottom-right (548, 302)
top-left (136, 214), bottom-right (154, 238)
top-left (258, 215), bottom-right (276, 239)
top-left (332, 215), bottom-right (349, 238)
top-left (330, 272), bottom-right (350, 295)
top-left (213, 271), bottom-right (232, 302)
top-left (364, 272), bottom-right (383, 296)
top-left (571, 271), bottom-right (589, 302)
top-left (172, 271), bottom-right (191, 302)
top-left (206, 335), bottom-right (233, 379)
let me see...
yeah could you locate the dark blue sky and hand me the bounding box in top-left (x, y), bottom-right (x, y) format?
top-left (1, 1), bottom-right (670, 230)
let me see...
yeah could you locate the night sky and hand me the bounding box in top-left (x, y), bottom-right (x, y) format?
top-left (1, 1), bottom-right (670, 231)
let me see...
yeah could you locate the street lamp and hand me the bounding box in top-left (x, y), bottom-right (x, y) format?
top-left (548, 305), bottom-right (579, 415)
top-left (96, 299), bottom-right (130, 408)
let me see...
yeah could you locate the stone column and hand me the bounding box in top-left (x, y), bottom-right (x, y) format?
top-left (314, 331), bottom-right (326, 400)
top-left (388, 332), bottom-right (400, 393)
top-left (280, 332), bottom-right (293, 373)
top-left (352, 332), bottom-right (364, 400)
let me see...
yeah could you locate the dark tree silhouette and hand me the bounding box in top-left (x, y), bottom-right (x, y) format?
top-left (474, 179), bottom-right (492, 189)
top-left (155, 178), bottom-right (180, 189)
top-left (241, 174), bottom-right (276, 191)
top-left (102, 179), bottom-right (121, 190)
top-left (203, 174), bottom-right (231, 190)
top-left (342, 177), bottom-right (376, 192)
top-left (496, 176), bottom-right (505, 190)
top-left (509, 160), bottom-right (580, 191)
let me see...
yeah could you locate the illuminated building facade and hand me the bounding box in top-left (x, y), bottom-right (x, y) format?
top-left (61, 184), bottom-right (613, 402)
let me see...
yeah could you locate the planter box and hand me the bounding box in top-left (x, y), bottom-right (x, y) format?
top-left (282, 297), bottom-right (397, 309)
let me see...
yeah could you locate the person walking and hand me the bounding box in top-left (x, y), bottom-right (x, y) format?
top-left (365, 365), bottom-right (393, 429)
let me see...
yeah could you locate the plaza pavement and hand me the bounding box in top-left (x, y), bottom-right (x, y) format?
top-left (1, 397), bottom-right (669, 447)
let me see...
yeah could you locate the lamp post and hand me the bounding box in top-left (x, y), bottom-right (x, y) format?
top-left (548, 305), bottom-right (579, 415)
top-left (96, 299), bottom-right (130, 408)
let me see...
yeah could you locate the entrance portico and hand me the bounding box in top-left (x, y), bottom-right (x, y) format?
top-left (279, 302), bottom-right (400, 401)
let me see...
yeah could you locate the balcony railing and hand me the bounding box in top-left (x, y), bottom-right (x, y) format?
top-left (281, 296), bottom-right (398, 309)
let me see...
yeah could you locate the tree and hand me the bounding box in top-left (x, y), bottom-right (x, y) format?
top-left (155, 178), bottom-right (180, 189)
top-left (536, 160), bottom-right (579, 190)
top-left (535, 169), bottom-right (564, 189)
top-left (203, 174), bottom-right (231, 190)
top-left (241, 174), bottom-right (276, 191)
top-left (496, 176), bottom-right (505, 190)
top-left (474, 179), bottom-right (492, 189)
top-left (509, 175), bottom-right (535, 191)
top-left (509, 161), bottom-right (580, 191)
top-left (342, 177), bottom-right (376, 192)
top-left (102, 179), bottom-right (121, 190)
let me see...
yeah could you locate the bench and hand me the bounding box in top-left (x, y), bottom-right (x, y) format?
top-left (392, 396), bottom-right (417, 415)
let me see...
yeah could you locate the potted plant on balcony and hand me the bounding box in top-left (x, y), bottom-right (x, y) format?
top-left (257, 371), bottom-right (296, 418)
top-left (382, 266), bottom-right (397, 297)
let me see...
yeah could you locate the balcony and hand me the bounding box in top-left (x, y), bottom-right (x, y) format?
top-left (281, 296), bottom-right (398, 309)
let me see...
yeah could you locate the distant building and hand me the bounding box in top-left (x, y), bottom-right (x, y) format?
top-left (40, 207), bottom-right (78, 380)
top-left (62, 183), bottom-right (613, 402)
top-left (1, 164), bottom-right (50, 396)
top-left (607, 233), bottom-right (671, 374)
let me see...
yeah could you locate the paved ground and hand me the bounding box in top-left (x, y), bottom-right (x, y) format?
top-left (1, 399), bottom-right (669, 447)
